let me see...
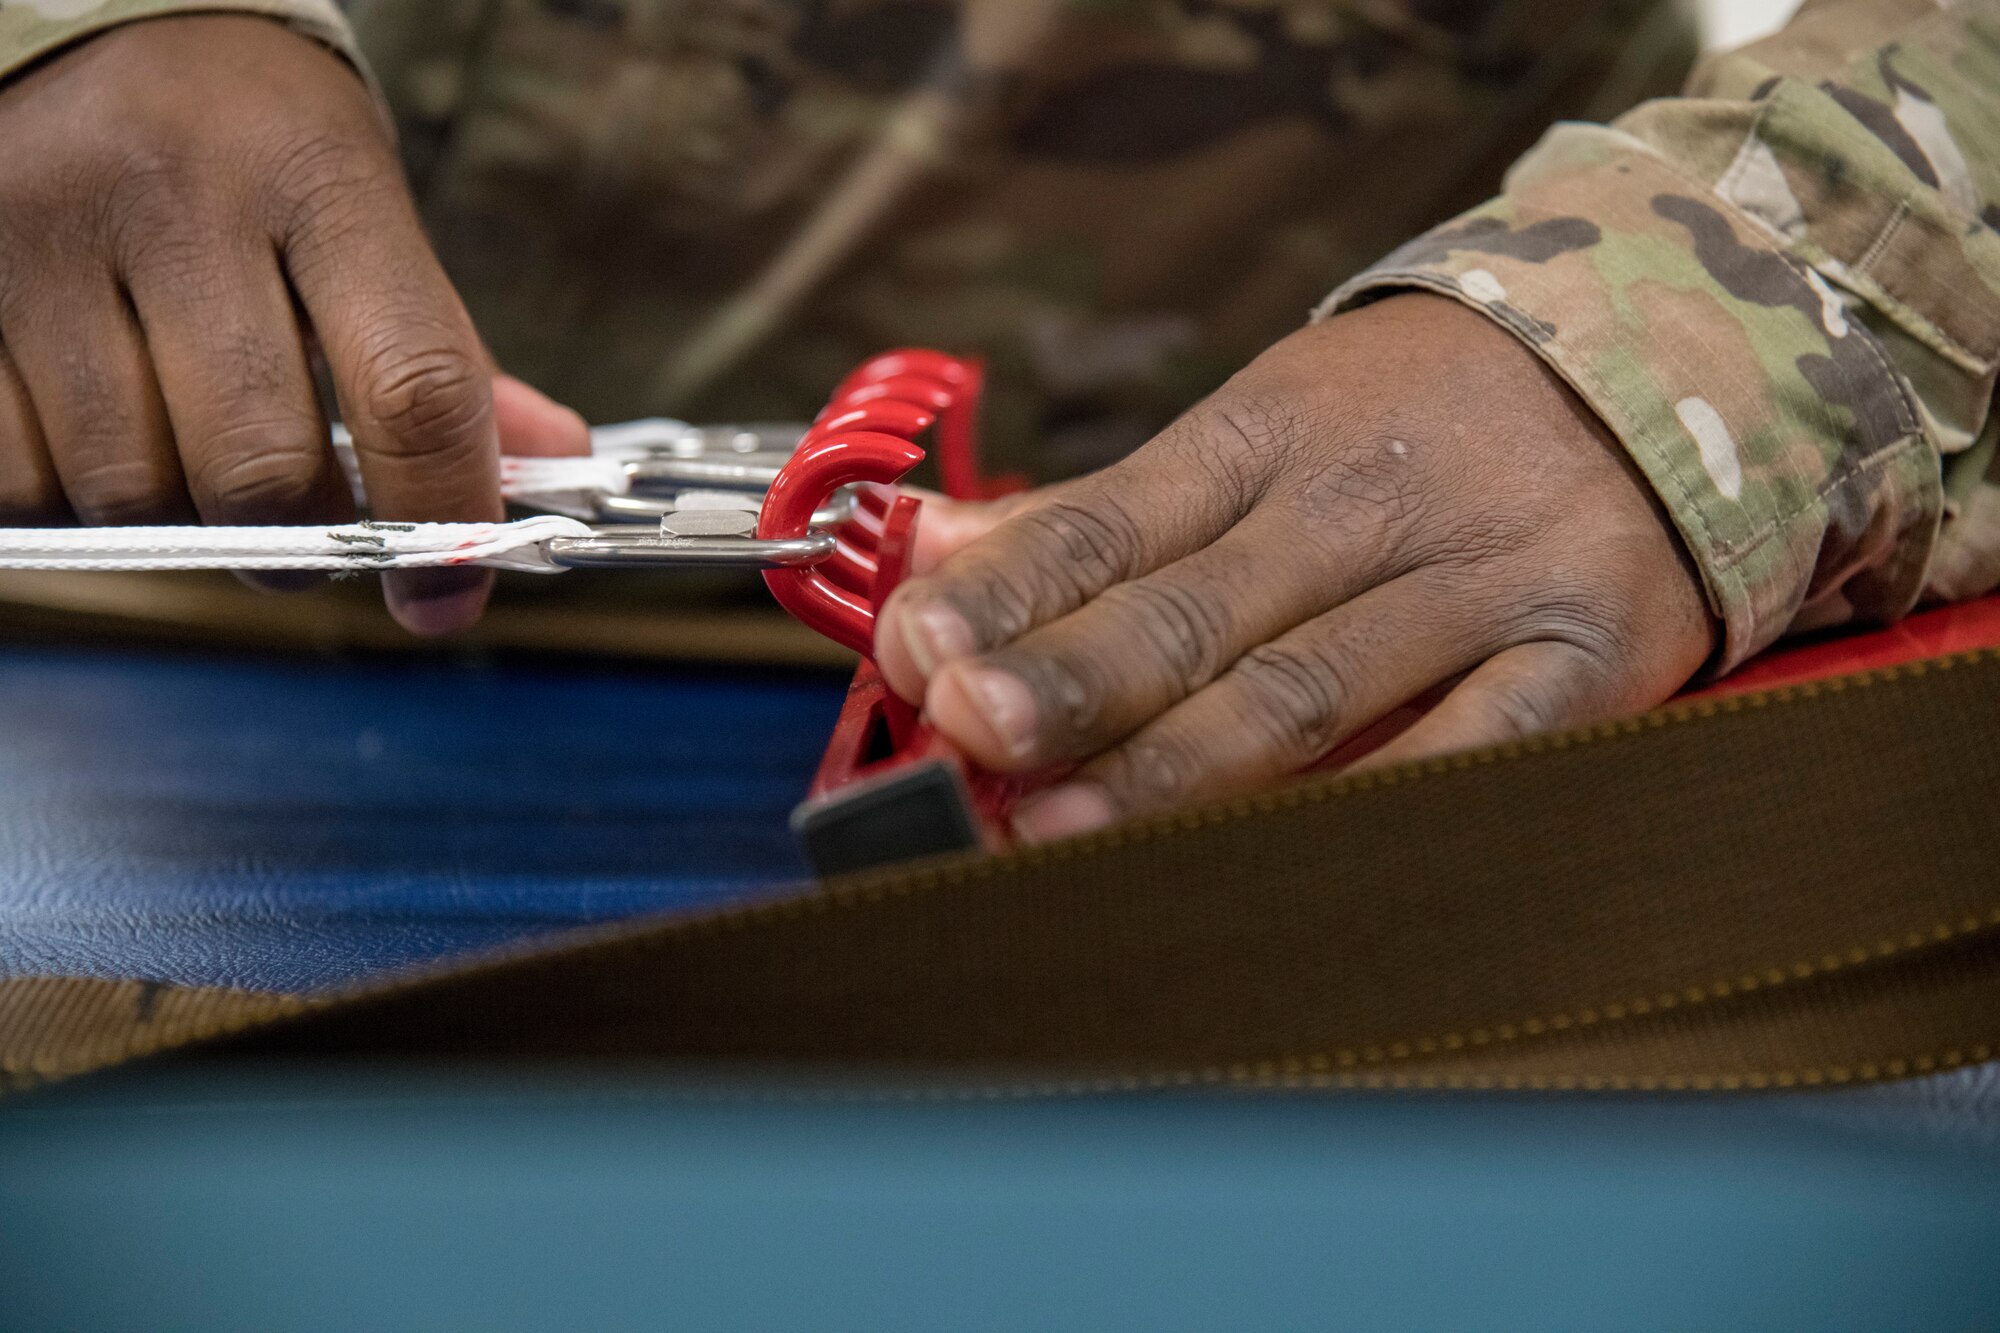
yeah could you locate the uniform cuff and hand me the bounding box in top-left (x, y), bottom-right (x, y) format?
top-left (1317, 125), bottom-right (1942, 671)
top-left (0, 2), bottom-right (379, 108)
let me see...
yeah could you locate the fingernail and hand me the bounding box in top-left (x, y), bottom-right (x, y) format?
top-left (958, 665), bottom-right (1038, 763)
top-left (902, 601), bottom-right (975, 677)
top-left (384, 568), bottom-right (492, 636)
top-left (1011, 783), bottom-right (1116, 843)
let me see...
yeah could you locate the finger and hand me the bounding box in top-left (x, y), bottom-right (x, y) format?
top-left (6, 281), bottom-right (193, 525)
top-left (907, 484), bottom-right (1067, 575)
top-left (0, 341), bottom-right (67, 523)
top-left (128, 240), bottom-right (347, 528)
top-left (1008, 572), bottom-right (1501, 841)
top-left (282, 164), bottom-right (500, 635)
top-left (879, 408), bottom-right (1275, 699)
top-left (494, 374), bottom-right (589, 458)
top-left (922, 505), bottom-right (1397, 770)
top-left (1346, 640), bottom-right (1628, 773)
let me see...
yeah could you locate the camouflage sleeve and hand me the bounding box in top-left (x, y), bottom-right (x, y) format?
top-left (0, 1), bottom-right (370, 95)
top-left (1319, 0), bottom-right (2000, 669)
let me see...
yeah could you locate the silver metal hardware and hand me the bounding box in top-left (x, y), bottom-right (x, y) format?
top-left (542, 523), bottom-right (834, 570)
top-left (658, 509), bottom-right (758, 538)
top-left (334, 417), bottom-right (846, 571)
top-left (590, 488), bottom-right (854, 528)
top-left (623, 454), bottom-right (792, 492)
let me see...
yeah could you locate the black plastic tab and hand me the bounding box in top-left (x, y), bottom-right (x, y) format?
top-left (791, 759), bottom-right (982, 877)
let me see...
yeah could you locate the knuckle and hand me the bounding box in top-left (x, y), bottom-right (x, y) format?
top-left (1285, 431), bottom-right (1432, 566)
top-left (1418, 505), bottom-right (1540, 573)
top-left (101, 143), bottom-right (215, 267)
top-left (1204, 393), bottom-right (1297, 473)
top-left (1168, 397), bottom-right (1291, 513)
top-left (1477, 644), bottom-right (1609, 741)
top-left (1012, 497), bottom-right (1142, 588)
top-left (66, 457), bottom-right (178, 525)
top-left (1098, 577), bottom-right (1232, 686)
top-left (191, 423), bottom-right (329, 517)
top-left (48, 359), bottom-right (126, 437)
top-left (996, 650), bottom-right (1104, 749)
top-left (355, 342), bottom-right (490, 458)
top-left (0, 160), bottom-right (115, 290)
top-left (939, 569), bottom-right (1039, 648)
top-left (1227, 638), bottom-right (1355, 767)
top-left (205, 325), bottom-right (299, 401)
top-left (1478, 674), bottom-right (1566, 741)
top-left (270, 131), bottom-right (392, 251)
top-left (945, 495), bottom-right (1145, 643)
top-left (1092, 732), bottom-right (1207, 813)
top-left (1515, 582), bottom-right (1631, 663)
top-left (107, 139), bottom-right (194, 217)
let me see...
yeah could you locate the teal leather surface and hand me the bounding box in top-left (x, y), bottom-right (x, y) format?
top-left (2, 1067), bottom-right (1997, 1332)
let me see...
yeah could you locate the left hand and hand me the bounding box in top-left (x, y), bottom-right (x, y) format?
top-left (876, 293), bottom-right (1716, 842)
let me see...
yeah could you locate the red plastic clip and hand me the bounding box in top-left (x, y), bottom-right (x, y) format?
top-left (757, 431), bottom-right (924, 657)
top-left (759, 349), bottom-right (1029, 874)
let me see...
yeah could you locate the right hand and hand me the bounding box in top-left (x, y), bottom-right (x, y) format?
top-left (0, 14), bottom-right (586, 632)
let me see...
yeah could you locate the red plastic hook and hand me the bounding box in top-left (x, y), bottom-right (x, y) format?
top-left (832, 349), bottom-right (1009, 501)
top-left (805, 399), bottom-right (937, 444)
top-left (757, 431), bottom-right (924, 656)
top-left (777, 349), bottom-right (1041, 873)
top-left (761, 347), bottom-right (1015, 654)
top-left (832, 348), bottom-right (978, 399)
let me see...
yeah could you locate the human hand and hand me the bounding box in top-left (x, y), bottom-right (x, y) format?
top-left (879, 293), bottom-right (1716, 841)
top-left (0, 15), bottom-right (586, 631)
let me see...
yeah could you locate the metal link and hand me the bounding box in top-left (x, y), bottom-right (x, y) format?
top-left (329, 417), bottom-right (851, 570)
top-left (592, 489), bottom-right (857, 529)
top-left (623, 455), bottom-right (791, 491)
top-left (543, 524), bottom-right (836, 570)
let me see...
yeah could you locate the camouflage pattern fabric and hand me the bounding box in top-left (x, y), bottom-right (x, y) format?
top-left (1327, 0), bottom-right (2000, 666)
top-left (0, 0), bottom-right (1703, 498)
top-left (340, 0), bottom-right (1699, 484)
top-left (7, 1), bottom-right (2000, 668)
top-left (0, 0), bottom-right (367, 91)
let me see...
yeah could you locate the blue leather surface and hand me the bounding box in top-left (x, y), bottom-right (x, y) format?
top-left (0, 645), bottom-right (848, 992)
top-left (3, 1069), bottom-right (1998, 1332)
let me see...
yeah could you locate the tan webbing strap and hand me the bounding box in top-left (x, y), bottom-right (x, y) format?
top-left (5, 650), bottom-right (1999, 1096)
top-left (0, 978), bottom-right (303, 1096)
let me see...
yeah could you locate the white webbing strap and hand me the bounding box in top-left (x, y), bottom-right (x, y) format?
top-left (0, 516), bottom-right (594, 575)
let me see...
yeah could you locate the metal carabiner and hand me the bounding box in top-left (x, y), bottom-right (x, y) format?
top-left (609, 421), bottom-right (803, 494)
top-left (542, 514), bottom-right (836, 570)
top-left (592, 488), bottom-right (858, 529)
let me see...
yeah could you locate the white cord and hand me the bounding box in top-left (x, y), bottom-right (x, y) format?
top-left (0, 516), bottom-right (593, 574)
